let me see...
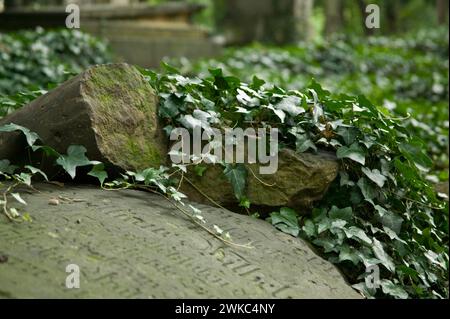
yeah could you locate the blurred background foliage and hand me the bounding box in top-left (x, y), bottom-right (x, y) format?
top-left (0, 27), bottom-right (111, 95)
top-left (153, 0), bottom-right (448, 37)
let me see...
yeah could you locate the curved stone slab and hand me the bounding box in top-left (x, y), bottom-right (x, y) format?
top-left (0, 184), bottom-right (361, 299)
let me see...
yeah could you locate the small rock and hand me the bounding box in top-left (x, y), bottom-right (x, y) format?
top-left (48, 198), bottom-right (60, 206)
top-left (0, 254), bottom-right (8, 263)
top-left (435, 182), bottom-right (449, 201)
top-left (180, 149), bottom-right (339, 211)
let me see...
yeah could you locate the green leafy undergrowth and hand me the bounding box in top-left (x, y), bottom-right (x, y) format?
top-left (141, 63), bottom-right (448, 299)
top-left (0, 28), bottom-right (111, 96)
top-left (172, 28), bottom-right (449, 177)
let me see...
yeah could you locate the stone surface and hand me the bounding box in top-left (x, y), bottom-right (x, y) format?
top-left (0, 63), bottom-right (166, 171)
top-left (0, 183), bottom-right (361, 298)
top-left (83, 20), bottom-right (220, 68)
top-left (180, 148), bottom-right (340, 211)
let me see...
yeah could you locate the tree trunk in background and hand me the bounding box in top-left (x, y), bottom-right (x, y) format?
top-left (357, 0), bottom-right (374, 36)
top-left (385, 0), bottom-right (398, 34)
top-left (294, 0), bottom-right (314, 41)
top-left (324, 0), bottom-right (344, 36)
top-left (437, 0), bottom-right (449, 25)
top-left (4, 0), bottom-right (20, 10)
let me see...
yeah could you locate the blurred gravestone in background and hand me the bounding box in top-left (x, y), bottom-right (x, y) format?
top-left (0, 0), bottom-right (220, 67)
top-left (214, 0), bottom-right (313, 45)
top-left (3, 0), bottom-right (140, 9)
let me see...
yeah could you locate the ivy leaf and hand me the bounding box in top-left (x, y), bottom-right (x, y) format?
top-left (336, 127), bottom-right (357, 145)
top-left (372, 238), bottom-right (395, 272)
top-left (274, 96), bottom-right (305, 116)
top-left (338, 244), bottom-right (361, 265)
top-left (343, 226), bottom-right (373, 245)
top-left (161, 61), bottom-right (180, 74)
top-left (317, 217), bottom-right (332, 234)
top-left (269, 207), bottom-right (300, 237)
top-left (235, 106), bottom-right (251, 114)
top-left (0, 159), bottom-right (18, 174)
top-left (399, 140), bottom-right (432, 172)
top-left (25, 165), bottom-right (48, 181)
top-left (266, 104), bottom-right (286, 123)
top-left (193, 109), bottom-right (214, 124)
top-left (328, 206), bottom-right (353, 222)
top-left (237, 88), bottom-right (259, 107)
top-left (179, 114), bottom-right (202, 130)
top-left (339, 171), bottom-right (355, 187)
top-left (0, 123), bottom-right (40, 146)
top-left (56, 145), bottom-right (100, 179)
top-left (376, 210), bottom-right (403, 235)
top-left (223, 164), bottom-right (247, 200)
top-left (239, 196), bottom-right (251, 209)
top-left (336, 143), bottom-right (366, 165)
top-left (160, 94), bottom-right (181, 119)
top-left (362, 167), bottom-right (387, 188)
top-left (163, 125), bottom-right (173, 137)
top-left (296, 135), bottom-right (317, 153)
top-left (194, 165), bottom-right (207, 177)
top-left (11, 193), bottom-right (27, 205)
top-left (88, 163), bottom-right (108, 186)
top-left (380, 280), bottom-right (408, 299)
top-left (30, 145), bottom-right (60, 158)
top-left (250, 75), bottom-right (265, 90)
top-left (167, 186), bottom-right (187, 201)
top-left (302, 219), bottom-right (316, 237)
top-left (357, 177), bottom-right (377, 201)
top-left (17, 172), bottom-right (31, 186)
top-left (312, 237), bottom-right (336, 253)
top-left (424, 250), bottom-right (446, 269)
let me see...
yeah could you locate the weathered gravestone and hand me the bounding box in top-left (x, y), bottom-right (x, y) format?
top-left (0, 183), bottom-right (361, 298)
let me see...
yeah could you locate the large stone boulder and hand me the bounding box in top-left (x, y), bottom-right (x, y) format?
top-left (0, 183), bottom-right (361, 298)
top-left (0, 63), bottom-right (166, 171)
top-left (180, 148), bottom-right (339, 211)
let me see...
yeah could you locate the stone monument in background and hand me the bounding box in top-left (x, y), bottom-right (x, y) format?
top-left (214, 0), bottom-right (313, 45)
top-left (0, 0), bottom-right (220, 67)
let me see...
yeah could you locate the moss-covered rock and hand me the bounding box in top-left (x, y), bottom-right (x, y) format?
top-left (180, 148), bottom-right (339, 212)
top-left (0, 63), bottom-right (167, 172)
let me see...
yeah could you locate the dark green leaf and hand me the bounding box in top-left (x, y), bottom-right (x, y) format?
top-left (223, 164), bottom-right (247, 200)
top-left (0, 123), bottom-right (39, 147)
top-left (336, 143), bottom-right (366, 165)
top-left (56, 145), bottom-right (100, 179)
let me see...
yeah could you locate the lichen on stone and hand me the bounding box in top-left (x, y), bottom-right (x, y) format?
top-left (80, 63), bottom-right (165, 170)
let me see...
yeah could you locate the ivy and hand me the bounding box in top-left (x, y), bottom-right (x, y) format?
top-left (145, 62), bottom-right (448, 299)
